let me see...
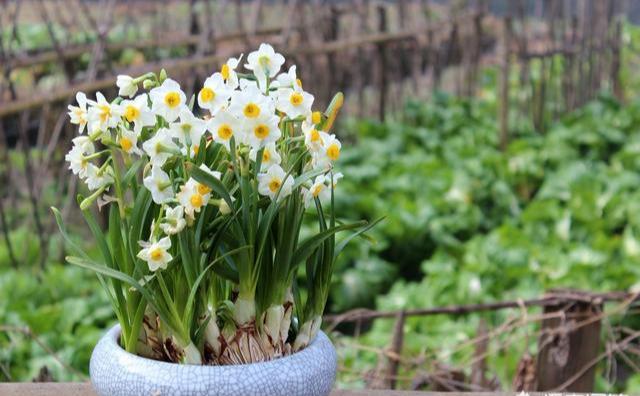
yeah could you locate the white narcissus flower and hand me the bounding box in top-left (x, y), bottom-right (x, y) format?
top-left (67, 92), bottom-right (89, 134)
top-left (170, 109), bottom-right (208, 157)
top-left (177, 179), bottom-right (210, 220)
top-left (208, 110), bottom-right (242, 151)
top-left (65, 136), bottom-right (95, 178)
top-left (274, 65), bottom-right (300, 89)
top-left (302, 122), bottom-right (323, 153)
top-left (329, 172), bottom-right (343, 187)
top-left (221, 55), bottom-right (242, 89)
top-left (118, 128), bottom-right (143, 156)
top-left (313, 132), bottom-right (341, 168)
top-left (143, 166), bottom-right (174, 204)
top-left (120, 93), bottom-right (156, 134)
top-left (322, 133), bottom-right (341, 162)
top-left (116, 75), bottom-right (138, 98)
top-left (142, 128), bottom-right (179, 166)
top-left (245, 43), bottom-right (285, 90)
top-left (160, 206), bottom-right (186, 235)
top-left (276, 87), bottom-right (314, 119)
top-left (177, 165), bottom-right (219, 219)
top-left (193, 164), bottom-right (221, 200)
top-left (303, 175), bottom-right (329, 208)
top-left (258, 164), bottom-right (293, 201)
top-left (228, 84), bottom-right (274, 123)
top-left (137, 236), bottom-right (173, 272)
top-left (249, 142), bottom-right (281, 171)
top-left (198, 73), bottom-right (232, 115)
top-left (245, 113), bottom-right (281, 150)
top-left (149, 78), bottom-right (187, 122)
top-left (87, 92), bottom-right (123, 132)
top-left (85, 164), bottom-right (114, 191)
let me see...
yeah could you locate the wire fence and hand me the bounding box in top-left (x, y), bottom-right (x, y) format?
top-left (326, 289), bottom-right (640, 392)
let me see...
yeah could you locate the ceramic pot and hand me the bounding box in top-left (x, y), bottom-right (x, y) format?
top-left (90, 325), bottom-right (337, 396)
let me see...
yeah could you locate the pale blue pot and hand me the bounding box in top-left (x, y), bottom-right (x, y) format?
top-left (90, 325), bottom-right (337, 396)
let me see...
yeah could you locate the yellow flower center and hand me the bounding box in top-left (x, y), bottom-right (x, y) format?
top-left (327, 143), bottom-right (340, 161)
top-left (218, 124), bottom-right (233, 140)
top-left (311, 111), bottom-right (322, 125)
top-left (181, 124), bottom-right (192, 134)
top-left (221, 64), bottom-right (230, 80)
top-left (312, 184), bottom-right (324, 197)
top-left (289, 92), bottom-right (303, 106)
top-left (190, 193), bottom-right (204, 209)
top-left (310, 129), bottom-right (320, 142)
top-left (268, 178), bottom-right (282, 193)
top-left (120, 137), bottom-right (133, 152)
top-left (263, 150), bottom-right (271, 162)
top-left (243, 103), bottom-right (260, 118)
top-left (254, 124), bottom-right (269, 140)
top-left (199, 87), bottom-right (215, 103)
top-left (124, 105), bottom-right (139, 122)
top-left (197, 183), bottom-right (211, 195)
top-left (258, 55), bottom-right (271, 67)
top-left (164, 92), bottom-right (181, 108)
top-left (150, 248), bottom-right (164, 261)
top-left (296, 78), bottom-right (303, 88)
top-left (99, 104), bottom-right (111, 123)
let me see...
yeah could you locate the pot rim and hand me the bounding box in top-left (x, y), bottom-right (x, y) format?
top-left (100, 324), bottom-right (329, 369)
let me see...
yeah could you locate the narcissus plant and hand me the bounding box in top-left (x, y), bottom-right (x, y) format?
top-left (54, 43), bottom-right (380, 365)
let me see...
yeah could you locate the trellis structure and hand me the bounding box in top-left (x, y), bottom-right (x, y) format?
top-left (0, 0), bottom-right (627, 271)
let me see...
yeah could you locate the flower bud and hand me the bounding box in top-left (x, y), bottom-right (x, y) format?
top-left (219, 199), bottom-right (232, 215)
top-left (159, 68), bottom-right (168, 83)
top-left (143, 79), bottom-right (156, 89)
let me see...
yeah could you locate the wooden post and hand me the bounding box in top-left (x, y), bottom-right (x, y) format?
top-left (377, 5), bottom-right (388, 122)
top-left (611, 16), bottom-right (623, 102)
top-left (188, 0), bottom-right (201, 54)
top-left (498, 16), bottom-right (511, 151)
top-left (0, 121), bottom-right (18, 269)
top-left (536, 292), bottom-right (603, 392)
top-left (387, 310), bottom-right (405, 389)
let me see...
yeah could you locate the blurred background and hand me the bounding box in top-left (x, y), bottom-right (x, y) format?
top-left (3, 0), bottom-right (640, 392)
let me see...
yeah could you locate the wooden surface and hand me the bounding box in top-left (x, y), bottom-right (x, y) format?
top-left (0, 383), bottom-right (527, 395)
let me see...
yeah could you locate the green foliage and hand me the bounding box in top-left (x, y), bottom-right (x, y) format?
top-left (0, 264), bottom-right (112, 381)
top-left (4, 82), bottom-right (640, 386)
top-left (334, 93), bottom-right (640, 390)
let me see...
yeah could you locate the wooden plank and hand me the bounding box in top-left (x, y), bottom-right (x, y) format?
top-left (0, 383), bottom-right (95, 396)
top-left (0, 383), bottom-right (570, 396)
top-left (3, 27), bottom-right (285, 70)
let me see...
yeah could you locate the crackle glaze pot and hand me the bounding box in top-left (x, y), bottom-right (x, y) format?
top-left (90, 325), bottom-right (337, 396)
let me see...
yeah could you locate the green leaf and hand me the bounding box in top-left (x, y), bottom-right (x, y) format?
top-left (51, 207), bottom-right (90, 260)
top-left (122, 159), bottom-right (144, 186)
top-left (290, 221), bottom-right (367, 276)
top-left (182, 246), bottom-right (250, 324)
top-left (334, 216), bottom-right (386, 259)
top-left (78, 198), bottom-right (113, 269)
top-left (64, 255), bottom-right (173, 329)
